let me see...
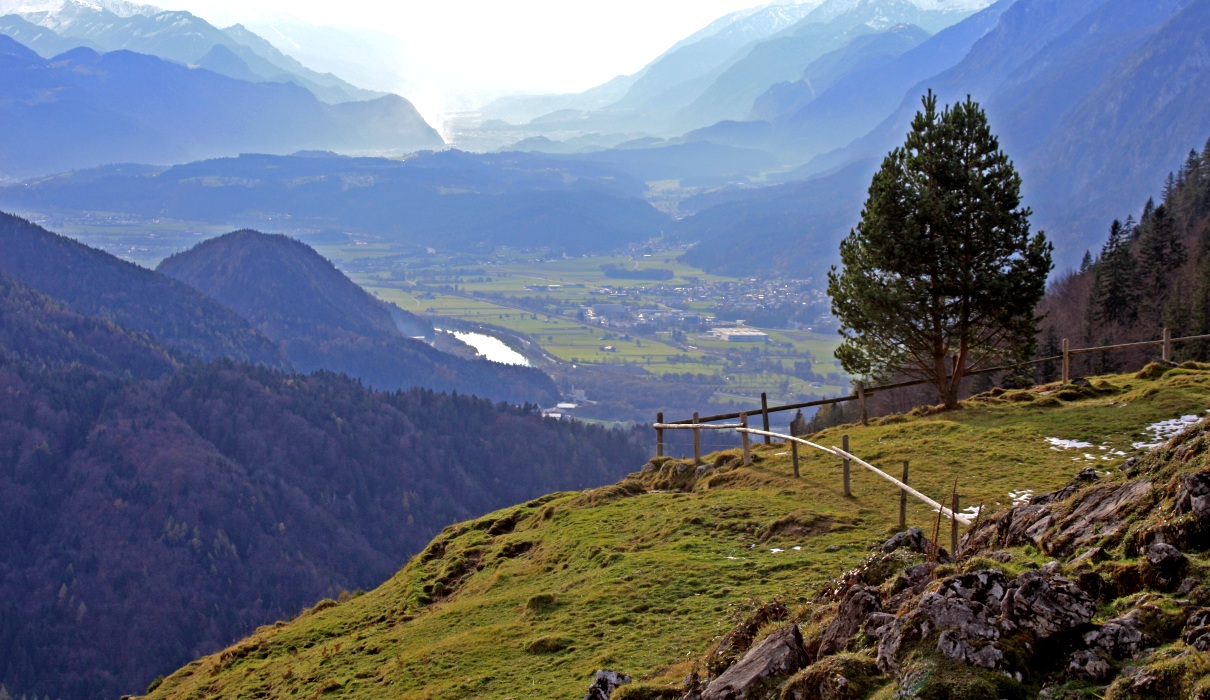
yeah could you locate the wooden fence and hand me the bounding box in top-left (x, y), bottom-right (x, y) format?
top-left (651, 328), bottom-right (1210, 553)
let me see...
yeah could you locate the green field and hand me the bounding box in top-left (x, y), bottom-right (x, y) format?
top-left (144, 366), bottom-right (1210, 699)
top-left (41, 217), bottom-right (847, 405)
top-left (343, 247), bottom-right (847, 404)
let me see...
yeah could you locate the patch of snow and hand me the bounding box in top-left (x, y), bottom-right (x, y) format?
top-left (1009, 489), bottom-right (1033, 505)
top-left (792, 546), bottom-right (802, 550)
top-left (1132, 413), bottom-right (1206, 450)
top-left (770, 548), bottom-right (784, 553)
top-left (1046, 437), bottom-right (1093, 449)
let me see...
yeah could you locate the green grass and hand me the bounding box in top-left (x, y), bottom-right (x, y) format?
top-left (145, 367), bottom-right (1210, 700)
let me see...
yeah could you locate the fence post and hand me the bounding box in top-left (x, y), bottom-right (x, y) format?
top-left (741, 413), bottom-right (751, 465)
top-left (656, 412), bottom-right (665, 457)
top-left (842, 434), bottom-right (851, 497)
top-left (900, 460), bottom-right (909, 529)
top-left (951, 492), bottom-right (960, 556)
top-left (856, 381), bottom-right (868, 425)
top-left (693, 411), bottom-right (701, 466)
top-left (791, 441), bottom-right (800, 478)
top-left (1163, 327), bottom-right (1172, 362)
top-left (1061, 338), bottom-right (1070, 384)
top-left (761, 392), bottom-right (771, 444)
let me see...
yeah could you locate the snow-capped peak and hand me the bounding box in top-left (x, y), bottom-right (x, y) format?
top-left (0, 0), bottom-right (160, 19)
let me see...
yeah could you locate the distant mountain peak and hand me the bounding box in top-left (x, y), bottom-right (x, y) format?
top-left (0, 0), bottom-right (159, 19)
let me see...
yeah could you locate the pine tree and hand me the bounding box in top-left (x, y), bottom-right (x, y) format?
top-left (1136, 204), bottom-right (1186, 332)
top-left (1091, 219), bottom-right (1138, 327)
top-left (1079, 250), bottom-right (1093, 273)
top-left (1162, 171), bottom-right (1178, 205)
top-left (828, 92), bottom-right (1052, 408)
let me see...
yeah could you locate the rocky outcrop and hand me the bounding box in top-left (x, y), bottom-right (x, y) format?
top-left (700, 625), bottom-right (808, 700)
top-left (584, 670), bottom-right (630, 700)
top-left (1184, 608), bottom-right (1210, 652)
top-left (1175, 470), bottom-right (1210, 516)
top-left (817, 586), bottom-right (882, 657)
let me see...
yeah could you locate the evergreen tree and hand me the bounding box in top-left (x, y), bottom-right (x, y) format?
top-left (1162, 171), bottom-right (1178, 205)
top-left (1135, 204), bottom-right (1187, 333)
top-left (828, 92), bottom-right (1052, 408)
top-left (1091, 219), bottom-right (1138, 327)
top-left (1079, 250), bottom-right (1093, 273)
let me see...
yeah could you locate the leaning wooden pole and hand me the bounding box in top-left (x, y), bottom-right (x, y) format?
top-left (760, 393), bottom-right (771, 444)
top-left (740, 413), bottom-right (751, 465)
top-left (899, 461), bottom-right (909, 529)
top-left (692, 412), bottom-right (701, 466)
top-left (656, 412), bottom-right (664, 457)
top-left (842, 434), bottom-right (851, 497)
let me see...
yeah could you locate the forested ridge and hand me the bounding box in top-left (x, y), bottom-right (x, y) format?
top-left (0, 221), bottom-right (647, 700)
top-left (158, 230), bottom-right (558, 406)
top-left (1040, 138), bottom-right (1210, 368)
top-left (0, 213), bottom-right (289, 370)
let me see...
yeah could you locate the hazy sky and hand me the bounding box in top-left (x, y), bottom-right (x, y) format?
top-left (151, 0), bottom-right (773, 107)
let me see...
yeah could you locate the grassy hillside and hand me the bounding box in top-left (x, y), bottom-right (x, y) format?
top-left (140, 365), bottom-right (1210, 699)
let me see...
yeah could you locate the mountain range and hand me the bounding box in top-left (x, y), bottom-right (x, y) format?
top-left (0, 212), bottom-right (561, 404)
top-left (0, 151), bottom-right (670, 255)
top-left (676, 0), bottom-right (1210, 276)
top-left (0, 0), bottom-right (379, 103)
top-left (0, 212), bottom-right (648, 700)
top-left (158, 230), bottom-right (560, 405)
top-left (0, 35), bottom-right (441, 179)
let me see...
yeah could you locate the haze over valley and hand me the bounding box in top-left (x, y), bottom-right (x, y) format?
top-left (3, 0), bottom-right (1210, 698)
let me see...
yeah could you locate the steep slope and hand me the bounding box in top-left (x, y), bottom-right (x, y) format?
top-left (0, 151), bottom-right (668, 256)
top-left (0, 36), bottom-right (441, 179)
top-left (712, 0), bottom-right (1010, 161)
top-left (138, 366), bottom-right (1210, 699)
top-left (1022, 0), bottom-right (1210, 260)
top-left (157, 230), bottom-right (559, 405)
top-left (0, 357), bottom-right (647, 700)
top-left (476, 2), bottom-right (824, 130)
top-left (0, 0), bottom-right (380, 103)
top-left (748, 23), bottom-right (930, 122)
top-left (677, 158), bottom-right (875, 281)
top-left (672, 0), bottom-right (986, 133)
top-left (681, 0), bottom-right (1210, 277)
top-left (0, 212), bottom-right (288, 369)
top-left (0, 270), bottom-right (175, 378)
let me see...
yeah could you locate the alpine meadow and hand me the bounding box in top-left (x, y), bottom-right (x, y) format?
top-left (1, 1), bottom-right (1210, 699)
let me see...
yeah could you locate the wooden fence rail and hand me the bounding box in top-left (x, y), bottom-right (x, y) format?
top-left (650, 328), bottom-right (1210, 551)
top-left (661, 328), bottom-right (1210, 432)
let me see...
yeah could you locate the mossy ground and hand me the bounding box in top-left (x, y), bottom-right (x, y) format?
top-left (144, 369), bottom-right (1210, 699)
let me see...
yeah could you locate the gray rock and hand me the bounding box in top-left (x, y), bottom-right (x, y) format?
top-left (1002, 571), bottom-right (1095, 638)
top-left (584, 670), bottom-right (630, 700)
top-left (938, 628), bottom-right (1005, 670)
top-left (1144, 542), bottom-right (1188, 590)
top-left (899, 563), bottom-right (933, 592)
top-left (882, 527), bottom-right (929, 554)
top-left (1183, 608), bottom-right (1210, 652)
top-left (1175, 470), bottom-right (1210, 516)
top-left (1067, 649), bottom-right (1112, 683)
top-left (1069, 547), bottom-right (1104, 570)
top-left (701, 625), bottom-right (808, 700)
top-left (876, 570), bottom-right (1008, 673)
top-left (864, 612), bottom-right (898, 642)
top-left (1045, 480), bottom-right (1153, 555)
top-left (1029, 468), bottom-right (1100, 506)
top-left (1146, 542), bottom-right (1186, 568)
top-left (1083, 613), bottom-right (1148, 659)
top-left (818, 585), bottom-right (882, 657)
